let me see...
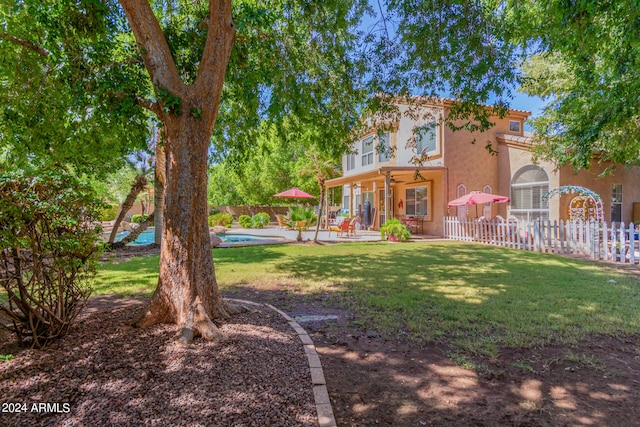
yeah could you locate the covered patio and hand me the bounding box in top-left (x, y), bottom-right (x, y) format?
top-left (324, 166), bottom-right (448, 235)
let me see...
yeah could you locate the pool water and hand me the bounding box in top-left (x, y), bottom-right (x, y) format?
top-left (115, 228), bottom-right (275, 245)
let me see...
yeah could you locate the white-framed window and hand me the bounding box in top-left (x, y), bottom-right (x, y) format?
top-left (416, 122), bottom-right (437, 155)
top-left (510, 165), bottom-right (549, 222)
top-left (378, 132), bottom-right (390, 162)
top-left (482, 185), bottom-right (492, 218)
top-left (346, 153), bottom-right (356, 171)
top-left (361, 136), bottom-right (374, 166)
top-left (343, 194), bottom-right (350, 214)
top-left (611, 184), bottom-right (622, 223)
top-left (456, 184), bottom-right (466, 221)
top-left (509, 120), bottom-right (521, 133)
top-left (405, 186), bottom-right (428, 216)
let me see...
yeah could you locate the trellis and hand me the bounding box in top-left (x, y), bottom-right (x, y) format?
top-left (543, 185), bottom-right (604, 222)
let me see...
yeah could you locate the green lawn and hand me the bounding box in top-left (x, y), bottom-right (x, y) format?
top-left (94, 241), bottom-right (640, 358)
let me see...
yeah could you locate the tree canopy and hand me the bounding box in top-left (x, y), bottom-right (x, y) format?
top-left (0, 0), bottom-right (150, 175)
top-left (511, 1), bottom-right (640, 169)
top-left (368, 0), bottom-right (640, 169)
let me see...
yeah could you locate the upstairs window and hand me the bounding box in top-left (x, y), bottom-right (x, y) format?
top-left (378, 133), bottom-right (390, 162)
top-left (346, 153), bottom-right (356, 171)
top-left (416, 123), bottom-right (437, 155)
top-left (361, 136), bottom-right (374, 166)
top-left (509, 120), bottom-right (521, 133)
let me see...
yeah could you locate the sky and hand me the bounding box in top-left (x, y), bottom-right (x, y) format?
top-left (509, 92), bottom-right (546, 118)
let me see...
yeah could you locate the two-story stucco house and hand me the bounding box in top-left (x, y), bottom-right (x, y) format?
top-left (325, 98), bottom-right (640, 236)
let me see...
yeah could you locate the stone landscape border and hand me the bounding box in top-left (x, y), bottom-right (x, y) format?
top-left (226, 299), bottom-right (337, 427)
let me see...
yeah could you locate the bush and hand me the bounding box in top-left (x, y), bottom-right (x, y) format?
top-left (208, 212), bottom-right (233, 227)
top-left (100, 203), bottom-right (119, 221)
top-left (0, 171), bottom-right (103, 348)
top-left (380, 218), bottom-right (410, 242)
top-left (252, 212), bottom-right (271, 228)
top-left (131, 213), bottom-right (152, 224)
top-left (238, 214), bottom-right (253, 228)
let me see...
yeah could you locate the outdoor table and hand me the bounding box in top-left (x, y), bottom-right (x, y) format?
top-left (401, 215), bottom-right (424, 234)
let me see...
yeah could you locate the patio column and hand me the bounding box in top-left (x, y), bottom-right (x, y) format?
top-left (350, 184), bottom-right (354, 216)
top-left (384, 172), bottom-right (391, 224)
top-left (324, 186), bottom-right (329, 229)
top-left (372, 181), bottom-right (377, 228)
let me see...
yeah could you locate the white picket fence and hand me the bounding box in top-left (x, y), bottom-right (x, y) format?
top-left (443, 216), bottom-right (640, 266)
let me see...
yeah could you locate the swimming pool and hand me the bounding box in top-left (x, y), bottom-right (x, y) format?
top-left (114, 228), bottom-right (283, 246)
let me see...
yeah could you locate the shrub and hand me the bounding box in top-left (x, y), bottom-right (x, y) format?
top-left (380, 218), bottom-right (411, 242)
top-left (238, 214), bottom-right (253, 228)
top-left (0, 171), bottom-right (103, 348)
top-left (131, 213), bottom-right (152, 224)
top-left (208, 212), bottom-right (233, 227)
top-left (100, 203), bottom-right (119, 221)
top-left (252, 212), bottom-right (271, 228)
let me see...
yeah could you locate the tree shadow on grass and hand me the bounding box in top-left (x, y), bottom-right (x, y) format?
top-left (221, 283), bottom-right (640, 427)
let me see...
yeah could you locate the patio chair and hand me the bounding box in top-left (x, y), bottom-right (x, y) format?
top-left (329, 218), bottom-right (350, 238)
top-left (276, 214), bottom-right (288, 230)
top-left (347, 216), bottom-right (360, 236)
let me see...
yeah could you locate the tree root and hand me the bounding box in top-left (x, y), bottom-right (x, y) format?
top-left (224, 299), bottom-right (250, 315)
top-left (130, 295), bottom-right (246, 345)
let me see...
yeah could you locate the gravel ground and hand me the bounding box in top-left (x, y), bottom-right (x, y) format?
top-left (0, 297), bottom-right (317, 427)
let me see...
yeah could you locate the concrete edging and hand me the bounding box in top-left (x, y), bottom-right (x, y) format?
top-left (265, 304), bottom-right (337, 427)
top-left (226, 298), bottom-right (337, 427)
top-left (225, 298), bottom-right (337, 427)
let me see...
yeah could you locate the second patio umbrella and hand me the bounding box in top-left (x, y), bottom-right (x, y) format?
top-left (447, 191), bottom-right (509, 207)
top-left (273, 186), bottom-right (315, 199)
top-left (448, 191), bottom-right (510, 218)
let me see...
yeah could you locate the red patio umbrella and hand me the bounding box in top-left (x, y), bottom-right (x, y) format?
top-left (447, 191), bottom-right (509, 207)
top-left (273, 186), bottom-right (315, 199)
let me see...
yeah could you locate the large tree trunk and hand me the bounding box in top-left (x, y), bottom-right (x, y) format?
top-left (122, 0), bottom-right (241, 344)
top-left (134, 120), bottom-right (238, 343)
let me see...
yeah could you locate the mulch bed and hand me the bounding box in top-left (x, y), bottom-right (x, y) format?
top-left (0, 297), bottom-right (316, 427)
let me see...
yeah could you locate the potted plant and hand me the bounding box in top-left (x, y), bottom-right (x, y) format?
top-left (380, 218), bottom-right (410, 242)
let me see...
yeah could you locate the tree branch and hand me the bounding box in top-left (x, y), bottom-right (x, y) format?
top-left (0, 33), bottom-right (49, 57)
top-left (135, 96), bottom-right (163, 116)
top-left (119, 0), bottom-right (183, 94)
top-left (194, 0), bottom-right (236, 130)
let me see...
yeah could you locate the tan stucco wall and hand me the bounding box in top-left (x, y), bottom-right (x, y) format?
top-left (444, 114), bottom-right (527, 220)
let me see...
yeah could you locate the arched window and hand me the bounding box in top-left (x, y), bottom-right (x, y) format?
top-left (510, 165), bottom-right (549, 221)
top-left (456, 184), bottom-right (466, 220)
top-left (482, 185), bottom-right (492, 219)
